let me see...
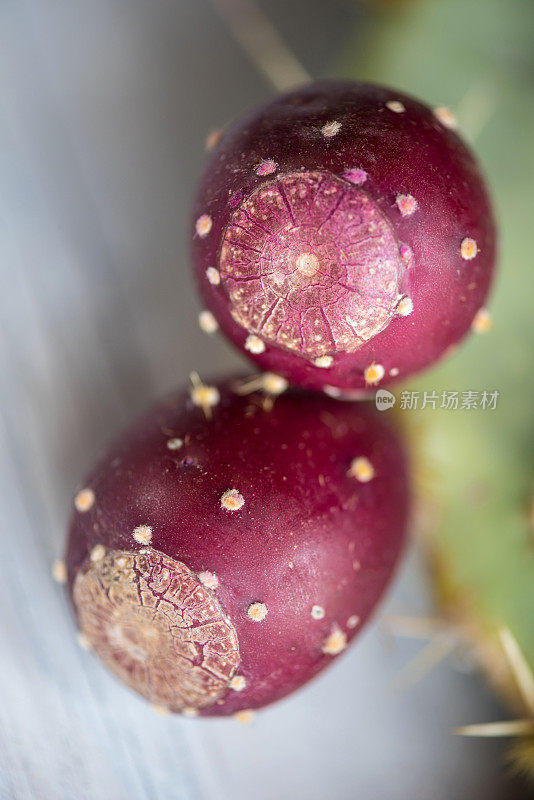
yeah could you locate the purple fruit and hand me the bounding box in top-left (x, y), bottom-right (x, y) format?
top-left (66, 374), bottom-right (409, 716)
top-left (191, 80), bottom-right (496, 393)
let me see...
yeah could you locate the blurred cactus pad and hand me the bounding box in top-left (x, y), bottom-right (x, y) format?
top-left (341, 0), bottom-right (534, 738)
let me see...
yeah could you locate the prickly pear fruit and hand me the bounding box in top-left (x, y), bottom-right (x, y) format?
top-left (191, 80), bottom-right (496, 394)
top-left (66, 374), bottom-right (409, 716)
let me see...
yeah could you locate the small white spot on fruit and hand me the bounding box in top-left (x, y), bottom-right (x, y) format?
top-left (90, 544), bottom-right (106, 563)
top-left (133, 525), bottom-right (153, 545)
top-left (321, 120), bottom-right (341, 138)
top-left (471, 308), bottom-right (492, 333)
top-left (52, 560), bottom-right (67, 584)
top-left (221, 489), bottom-right (245, 512)
top-left (389, 367), bottom-right (399, 377)
top-left (245, 334), bottom-right (266, 354)
top-left (206, 267), bottom-right (221, 285)
top-left (195, 214), bottom-right (212, 237)
top-left (343, 167), bottom-right (367, 186)
top-left (198, 309), bottom-right (219, 334)
top-left (167, 437), bottom-right (184, 451)
top-left (434, 106), bottom-right (457, 130)
top-left (353, 559), bottom-right (361, 572)
top-left (396, 194), bottom-right (418, 217)
top-left (262, 373), bottom-right (288, 395)
top-left (322, 624), bottom-right (347, 655)
top-left (364, 362), bottom-right (385, 386)
top-left (151, 703), bottom-right (171, 716)
top-left (461, 237), bottom-right (478, 260)
top-left (349, 457), bottom-right (375, 483)
top-left (205, 128), bottom-right (222, 151)
top-left (247, 602), bottom-right (268, 622)
top-left (232, 373), bottom-right (288, 406)
top-left (190, 372), bottom-right (220, 419)
top-left (386, 100), bottom-right (405, 113)
top-left (74, 488), bottom-right (95, 513)
top-left (234, 709), bottom-right (254, 723)
top-left (347, 615), bottom-right (360, 629)
top-left (314, 355), bottom-right (333, 369)
top-left (255, 159), bottom-right (277, 176)
top-left (324, 385), bottom-right (342, 398)
top-left (396, 296), bottom-right (414, 317)
top-left (198, 570), bottom-right (219, 590)
top-left (77, 632), bottom-right (91, 650)
top-left (311, 605), bottom-right (325, 620)
top-left (229, 675), bottom-right (247, 691)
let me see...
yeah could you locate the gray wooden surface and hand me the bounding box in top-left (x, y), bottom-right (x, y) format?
top-left (0, 2), bottom-right (523, 798)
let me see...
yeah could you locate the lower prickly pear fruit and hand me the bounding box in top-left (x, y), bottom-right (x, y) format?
top-left (192, 80), bottom-right (496, 394)
top-left (65, 374), bottom-right (409, 716)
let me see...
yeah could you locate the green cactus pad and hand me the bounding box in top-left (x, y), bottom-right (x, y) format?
top-left (341, 0), bottom-right (534, 727)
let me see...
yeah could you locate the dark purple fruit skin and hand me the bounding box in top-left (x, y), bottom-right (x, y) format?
top-left (66, 376), bottom-right (409, 715)
top-left (191, 80), bottom-right (496, 393)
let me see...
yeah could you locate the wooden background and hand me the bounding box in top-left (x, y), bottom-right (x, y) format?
top-left (0, 1), bottom-right (522, 797)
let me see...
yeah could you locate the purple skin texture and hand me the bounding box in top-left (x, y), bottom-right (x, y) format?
top-left (191, 80), bottom-right (496, 393)
top-left (66, 376), bottom-right (409, 716)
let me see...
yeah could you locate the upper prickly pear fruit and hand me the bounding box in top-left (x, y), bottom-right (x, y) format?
top-left (191, 80), bottom-right (496, 394)
top-left (65, 374), bottom-right (409, 716)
